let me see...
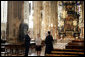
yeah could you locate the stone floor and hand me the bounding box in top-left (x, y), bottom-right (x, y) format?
top-left (28, 38), bottom-right (74, 56)
top-left (28, 46), bottom-right (45, 56)
top-left (53, 38), bottom-right (75, 49)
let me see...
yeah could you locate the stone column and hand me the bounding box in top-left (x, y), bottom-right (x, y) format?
top-left (41, 1), bottom-right (58, 40)
top-left (41, 1), bottom-right (50, 40)
top-left (7, 1), bottom-right (24, 43)
top-left (50, 2), bottom-right (58, 39)
top-left (33, 1), bottom-right (42, 39)
top-left (24, 1), bottom-right (29, 25)
top-left (33, 1), bottom-right (58, 40)
top-left (80, 1), bottom-right (84, 38)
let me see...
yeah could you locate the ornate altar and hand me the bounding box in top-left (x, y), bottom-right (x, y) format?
top-left (64, 14), bottom-right (74, 36)
top-left (62, 1), bottom-right (80, 37)
top-left (67, 2), bottom-right (80, 37)
top-left (65, 15), bottom-right (74, 31)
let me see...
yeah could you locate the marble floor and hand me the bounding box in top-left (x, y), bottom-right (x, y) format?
top-left (28, 38), bottom-right (74, 56)
top-left (28, 46), bottom-right (45, 56)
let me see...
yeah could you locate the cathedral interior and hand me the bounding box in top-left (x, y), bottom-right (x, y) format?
top-left (1, 1), bottom-right (84, 56)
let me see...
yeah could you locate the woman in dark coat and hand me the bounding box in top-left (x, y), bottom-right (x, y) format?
top-left (45, 31), bottom-right (54, 54)
top-left (24, 31), bottom-right (31, 56)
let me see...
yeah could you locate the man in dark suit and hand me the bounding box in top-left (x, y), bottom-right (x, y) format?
top-left (45, 31), bottom-right (54, 54)
top-left (24, 31), bottom-right (31, 56)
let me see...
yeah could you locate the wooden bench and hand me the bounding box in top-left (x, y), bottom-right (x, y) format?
top-left (1, 43), bottom-right (25, 56)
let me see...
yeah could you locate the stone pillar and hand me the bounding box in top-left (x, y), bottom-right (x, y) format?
top-left (7, 1), bottom-right (24, 43)
top-left (33, 1), bottom-right (58, 40)
top-left (24, 1), bottom-right (29, 25)
top-left (41, 1), bottom-right (50, 40)
top-left (80, 1), bottom-right (84, 38)
top-left (41, 1), bottom-right (58, 40)
top-left (50, 2), bottom-right (58, 39)
top-left (33, 1), bottom-right (42, 39)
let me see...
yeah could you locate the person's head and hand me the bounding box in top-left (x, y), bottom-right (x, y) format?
top-left (37, 34), bottom-right (40, 37)
top-left (48, 31), bottom-right (50, 35)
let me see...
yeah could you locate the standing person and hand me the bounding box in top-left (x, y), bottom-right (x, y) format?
top-left (45, 31), bottom-right (54, 54)
top-left (24, 31), bottom-right (31, 56)
top-left (35, 34), bottom-right (42, 56)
